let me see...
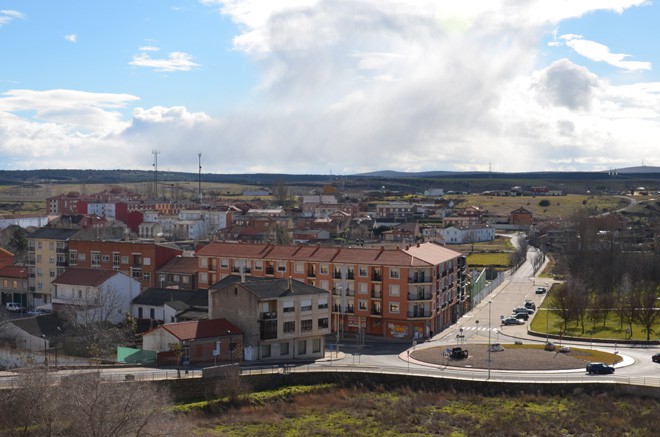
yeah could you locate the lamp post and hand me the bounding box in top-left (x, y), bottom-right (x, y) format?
top-left (546, 307), bottom-right (550, 342)
top-left (41, 334), bottom-right (48, 367)
top-left (227, 330), bottom-right (233, 364)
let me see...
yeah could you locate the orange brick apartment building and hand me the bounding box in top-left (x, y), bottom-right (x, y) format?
top-left (196, 242), bottom-right (467, 339)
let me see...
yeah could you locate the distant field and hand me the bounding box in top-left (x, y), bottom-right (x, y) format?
top-left (446, 194), bottom-right (629, 220)
top-left (466, 253), bottom-right (511, 267)
top-left (449, 235), bottom-right (514, 254)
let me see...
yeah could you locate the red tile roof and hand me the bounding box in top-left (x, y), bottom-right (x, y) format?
top-left (52, 268), bottom-right (123, 286)
top-left (159, 318), bottom-right (242, 341)
top-left (404, 242), bottom-right (463, 265)
top-left (0, 265), bottom-right (29, 278)
top-left (157, 256), bottom-right (199, 273)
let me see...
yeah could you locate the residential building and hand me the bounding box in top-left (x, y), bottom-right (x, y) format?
top-left (510, 207), bottom-right (533, 226)
top-left (376, 202), bottom-right (416, 221)
top-left (51, 268), bottom-right (140, 324)
top-left (0, 265), bottom-right (29, 307)
top-left (156, 255), bottom-right (199, 290)
top-left (0, 247), bottom-right (12, 269)
top-left (142, 318), bottom-right (242, 365)
top-left (131, 288), bottom-right (208, 324)
top-left (26, 227), bottom-right (80, 306)
top-left (196, 241), bottom-right (467, 339)
top-left (67, 239), bottom-right (183, 290)
top-left (441, 224), bottom-right (495, 244)
top-left (209, 276), bottom-right (331, 361)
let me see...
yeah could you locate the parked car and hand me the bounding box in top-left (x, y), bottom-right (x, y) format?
top-left (535, 287), bottom-right (547, 294)
top-left (27, 308), bottom-right (51, 316)
top-left (586, 362), bottom-right (615, 374)
top-left (502, 316), bottom-right (524, 325)
top-left (652, 353), bottom-right (660, 363)
top-left (513, 306), bottom-right (533, 314)
top-left (524, 300), bottom-right (536, 311)
top-left (449, 347), bottom-right (469, 359)
top-left (5, 302), bottom-right (23, 312)
top-left (514, 312), bottom-right (529, 321)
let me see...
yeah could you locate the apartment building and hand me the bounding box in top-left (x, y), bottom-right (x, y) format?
top-left (209, 276), bottom-right (331, 361)
top-left (67, 239), bottom-right (183, 290)
top-left (0, 265), bottom-right (29, 307)
top-left (196, 241), bottom-right (467, 339)
top-left (26, 228), bottom-right (80, 306)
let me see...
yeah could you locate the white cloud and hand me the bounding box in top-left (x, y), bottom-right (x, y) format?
top-left (130, 51), bottom-right (200, 72)
top-left (0, 9), bottom-right (25, 26)
top-left (558, 34), bottom-right (651, 71)
top-left (64, 34), bottom-right (77, 43)
top-left (139, 45), bottom-right (160, 52)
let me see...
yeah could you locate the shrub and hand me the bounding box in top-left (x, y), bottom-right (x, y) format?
top-left (538, 199), bottom-right (550, 207)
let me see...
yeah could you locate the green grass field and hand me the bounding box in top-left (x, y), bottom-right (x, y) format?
top-left (466, 253), bottom-right (511, 267)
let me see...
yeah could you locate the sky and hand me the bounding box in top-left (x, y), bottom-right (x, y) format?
top-left (1, 0), bottom-right (659, 175)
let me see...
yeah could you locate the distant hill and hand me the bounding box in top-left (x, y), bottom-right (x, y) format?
top-left (609, 166), bottom-right (660, 174)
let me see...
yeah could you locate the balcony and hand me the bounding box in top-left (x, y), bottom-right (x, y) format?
top-left (371, 273), bottom-right (382, 281)
top-left (407, 293), bottom-right (432, 301)
top-left (371, 290), bottom-right (382, 299)
top-left (371, 308), bottom-right (382, 316)
top-left (332, 305), bottom-right (354, 314)
top-left (407, 310), bottom-right (432, 319)
top-left (259, 311), bottom-right (277, 320)
top-left (408, 273), bottom-right (431, 283)
top-left (266, 266), bottom-right (274, 275)
top-left (307, 271), bottom-right (316, 278)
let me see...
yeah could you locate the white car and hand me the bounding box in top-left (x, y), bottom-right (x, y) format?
top-left (5, 302), bottom-right (23, 312)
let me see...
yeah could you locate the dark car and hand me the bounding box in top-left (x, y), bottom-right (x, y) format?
top-left (586, 362), bottom-right (615, 374)
top-left (652, 353), bottom-right (660, 363)
top-left (535, 287), bottom-right (547, 294)
top-left (514, 312), bottom-right (529, 321)
top-left (524, 301), bottom-right (536, 311)
top-left (502, 316), bottom-right (523, 326)
top-left (449, 347), bottom-right (469, 360)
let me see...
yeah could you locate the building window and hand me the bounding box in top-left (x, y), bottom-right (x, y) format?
top-left (261, 344), bottom-right (271, 358)
top-left (318, 318), bottom-right (329, 329)
top-left (300, 299), bottom-right (312, 311)
top-left (280, 342), bottom-right (289, 355)
top-left (358, 300), bottom-right (368, 311)
top-left (312, 338), bottom-right (321, 353)
top-left (389, 303), bottom-right (400, 314)
top-left (149, 308), bottom-right (155, 319)
top-left (143, 257), bottom-right (151, 266)
top-left (298, 340), bottom-right (307, 355)
top-left (220, 258), bottom-right (228, 268)
top-left (319, 264), bottom-right (328, 275)
top-left (283, 301), bottom-right (295, 313)
top-left (200, 257), bottom-right (208, 268)
top-left (359, 266), bottom-right (368, 277)
top-left (121, 256), bottom-right (128, 264)
top-left (358, 283), bottom-right (368, 294)
top-left (91, 252), bottom-right (101, 268)
top-left (277, 261), bottom-right (286, 272)
top-left (69, 250), bottom-right (78, 267)
top-left (49, 270), bottom-right (55, 278)
top-left (301, 319), bottom-right (312, 332)
top-left (319, 280), bottom-right (329, 290)
top-left (389, 284), bottom-right (400, 297)
top-left (173, 274), bottom-right (180, 282)
top-left (49, 256), bottom-right (55, 265)
top-left (113, 252), bottom-right (120, 269)
top-left (318, 297), bottom-right (328, 309)
top-left (254, 260), bottom-right (263, 271)
top-left (138, 307), bottom-right (143, 318)
top-left (283, 321), bottom-right (295, 333)
top-left (101, 255), bottom-right (110, 263)
top-left (294, 262), bottom-right (304, 273)
top-left (199, 272), bottom-right (208, 284)
top-left (143, 272), bottom-right (151, 281)
top-left (182, 276), bottom-right (189, 284)
top-left (389, 268), bottom-right (400, 279)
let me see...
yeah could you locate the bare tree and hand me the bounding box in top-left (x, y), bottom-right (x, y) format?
top-left (550, 283), bottom-right (574, 332)
top-left (633, 282), bottom-right (660, 342)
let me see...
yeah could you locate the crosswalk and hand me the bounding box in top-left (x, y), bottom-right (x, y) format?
top-left (457, 326), bottom-right (499, 332)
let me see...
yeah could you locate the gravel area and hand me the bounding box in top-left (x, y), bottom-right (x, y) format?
top-left (410, 344), bottom-right (590, 371)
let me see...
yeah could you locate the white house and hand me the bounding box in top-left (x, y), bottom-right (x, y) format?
top-left (51, 268), bottom-right (140, 324)
top-left (441, 224), bottom-right (495, 244)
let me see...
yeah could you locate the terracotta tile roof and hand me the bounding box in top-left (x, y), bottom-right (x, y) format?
top-left (157, 256), bottom-right (199, 273)
top-left (0, 265), bottom-right (29, 278)
top-left (159, 318), bottom-right (242, 341)
top-left (404, 242), bottom-right (463, 265)
top-left (234, 278), bottom-right (330, 299)
top-left (52, 268), bottom-right (124, 287)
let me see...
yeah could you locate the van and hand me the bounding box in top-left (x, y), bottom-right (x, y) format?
top-left (5, 302), bottom-right (23, 312)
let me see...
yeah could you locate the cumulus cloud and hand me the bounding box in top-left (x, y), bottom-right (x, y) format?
top-left (534, 59), bottom-right (601, 110)
top-left (557, 34), bottom-right (651, 71)
top-left (64, 34), bottom-right (77, 43)
top-left (130, 50), bottom-right (200, 72)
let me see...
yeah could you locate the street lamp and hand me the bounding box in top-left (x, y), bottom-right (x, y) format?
top-left (41, 334), bottom-right (48, 367)
top-left (227, 330), bottom-right (234, 364)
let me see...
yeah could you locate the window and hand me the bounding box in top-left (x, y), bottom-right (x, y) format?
top-left (200, 257), bottom-right (208, 268)
top-left (113, 252), bottom-right (120, 268)
top-left (149, 308), bottom-right (155, 319)
top-left (358, 300), bottom-right (368, 311)
top-left (143, 272), bottom-right (151, 281)
top-left (173, 274), bottom-right (180, 282)
top-left (389, 284), bottom-right (400, 297)
top-left (49, 270), bottom-right (55, 278)
top-left (294, 262), bottom-right (304, 273)
top-left (69, 250), bottom-right (78, 267)
top-left (284, 321), bottom-right (295, 333)
top-left (121, 256), bottom-right (128, 264)
top-left (182, 276), bottom-right (189, 284)
top-left (283, 301), bottom-right (295, 313)
top-left (300, 299), bottom-right (312, 311)
top-left (312, 339), bottom-right (321, 353)
top-left (277, 261), bottom-right (286, 272)
top-left (320, 264), bottom-right (328, 275)
top-left (37, 241), bottom-right (42, 249)
top-left (358, 283), bottom-right (368, 294)
top-left (49, 256), bottom-right (55, 265)
top-left (318, 318), bottom-right (329, 329)
top-left (101, 254), bottom-right (110, 263)
top-left (254, 260), bottom-right (263, 271)
top-left (37, 254), bottom-right (42, 263)
top-left (359, 266), bottom-right (368, 277)
top-left (318, 297), bottom-right (328, 309)
top-left (261, 344), bottom-right (271, 358)
top-left (301, 319), bottom-right (312, 332)
top-left (138, 307), bottom-right (143, 318)
top-left (319, 280), bottom-right (329, 290)
top-left (199, 272), bottom-right (208, 284)
top-left (91, 251), bottom-right (101, 267)
top-left (389, 268), bottom-right (400, 279)
top-left (220, 258), bottom-right (228, 268)
top-left (49, 242), bottom-right (55, 250)
top-left (280, 342), bottom-right (289, 355)
top-left (389, 303), bottom-right (400, 314)
top-left (298, 340), bottom-right (307, 355)
top-left (143, 257), bottom-right (151, 266)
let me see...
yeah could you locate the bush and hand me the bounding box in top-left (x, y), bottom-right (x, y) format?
top-left (538, 199), bottom-right (551, 207)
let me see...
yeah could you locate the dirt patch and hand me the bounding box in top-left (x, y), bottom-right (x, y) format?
top-left (410, 344), bottom-right (592, 371)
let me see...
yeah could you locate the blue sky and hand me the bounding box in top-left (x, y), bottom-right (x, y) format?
top-left (1, 1), bottom-right (659, 174)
